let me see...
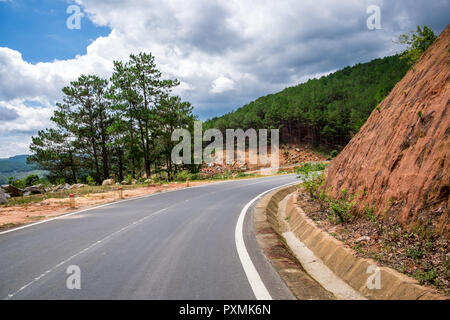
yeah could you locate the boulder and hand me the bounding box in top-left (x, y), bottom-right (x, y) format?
top-left (62, 183), bottom-right (71, 190)
top-left (23, 184), bottom-right (43, 195)
top-left (102, 178), bottom-right (115, 186)
top-left (3, 185), bottom-right (23, 197)
top-left (0, 189), bottom-right (7, 204)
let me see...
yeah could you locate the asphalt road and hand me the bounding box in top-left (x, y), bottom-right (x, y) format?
top-left (0, 174), bottom-right (299, 300)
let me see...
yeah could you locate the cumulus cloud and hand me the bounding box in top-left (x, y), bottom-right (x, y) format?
top-left (210, 77), bottom-right (235, 94)
top-left (0, 100), bottom-right (55, 134)
top-left (0, 0), bottom-right (449, 157)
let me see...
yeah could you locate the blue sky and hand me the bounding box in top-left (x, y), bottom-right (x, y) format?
top-left (0, 0), bottom-right (110, 63)
top-left (0, 0), bottom-right (448, 158)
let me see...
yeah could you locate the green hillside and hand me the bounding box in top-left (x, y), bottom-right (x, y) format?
top-left (0, 154), bottom-right (44, 184)
top-left (0, 155), bottom-right (33, 172)
top-left (205, 54), bottom-right (410, 152)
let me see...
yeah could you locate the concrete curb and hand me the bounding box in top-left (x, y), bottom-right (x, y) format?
top-left (260, 185), bottom-right (446, 300)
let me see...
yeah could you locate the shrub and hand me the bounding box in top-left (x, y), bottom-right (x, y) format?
top-left (301, 173), bottom-right (324, 199)
top-left (175, 170), bottom-right (194, 182)
top-left (327, 188), bottom-right (355, 223)
top-left (86, 175), bottom-right (96, 186)
top-left (364, 206), bottom-right (377, 224)
top-left (330, 150), bottom-right (339, 158)
top-left (329, 198), bottom-right (353, 223)
top-left (295, 162), bottom-right (327, 175)
top-left (406, 246), bottom-right (423, 260)
top-left (414, 268), bottom-right (437, 285)
top-left (24, 174), bottom-right (40, 187)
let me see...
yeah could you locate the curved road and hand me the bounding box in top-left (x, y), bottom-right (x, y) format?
top-left (0, 174), bottom-right (299, 299)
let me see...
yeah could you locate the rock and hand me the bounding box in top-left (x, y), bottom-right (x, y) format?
top-left (121, 180), bottom-right (129, 185)
top-left (295, 148), bottom-right (300, 152)
top-left (70, 183), bottom-right (87, 189)
top-left (23, 184), bottom-right (43, 195)
top-left (354, 236), bottom-right (370, 243)
top-left (102, 179), bottom-right (115, 186)
top-left (2, 185), bottom-right (23, 197)
top-left (0, 189), bottom-right (8, 204)
top-left (60, 183), bottom-right (71, 190)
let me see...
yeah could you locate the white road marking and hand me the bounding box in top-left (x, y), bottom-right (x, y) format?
top-left (235, 181), bottom-right (298, 300)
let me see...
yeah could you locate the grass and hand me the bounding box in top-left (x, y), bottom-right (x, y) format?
top-left (0, 223), bottom-right (19, 230)
top-left (405, 245), bottom-right (424, 260)
top-left (364, 206), bottom-right (377, 224)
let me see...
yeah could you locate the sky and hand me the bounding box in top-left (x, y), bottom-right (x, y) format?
top-left (0, 0), bottom-right (448, 158)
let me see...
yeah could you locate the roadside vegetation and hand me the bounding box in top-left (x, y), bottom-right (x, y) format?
top-left (295, 162), bottom-right (448, 295)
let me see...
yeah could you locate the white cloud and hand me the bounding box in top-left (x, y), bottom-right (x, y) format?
top-left (210, 76), bottom-right (235, 94)
top-left (0, 100), bottom-right (55, 133)
top-left (0, 135), bottom-right (32, 158)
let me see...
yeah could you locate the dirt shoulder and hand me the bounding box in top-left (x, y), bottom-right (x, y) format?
top-left (296, 188), bottom-right (449, 296)
top-left (0, 181), bottom-right (212, 231)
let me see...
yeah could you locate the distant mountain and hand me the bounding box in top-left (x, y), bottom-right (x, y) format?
top-left (0, 154), bottom-right (45, 184)
top-left (0, 154), bottom-right (35, 172)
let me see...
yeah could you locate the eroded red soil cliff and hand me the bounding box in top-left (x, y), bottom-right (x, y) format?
top-left (324, 25), bottom-right (450, 236)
